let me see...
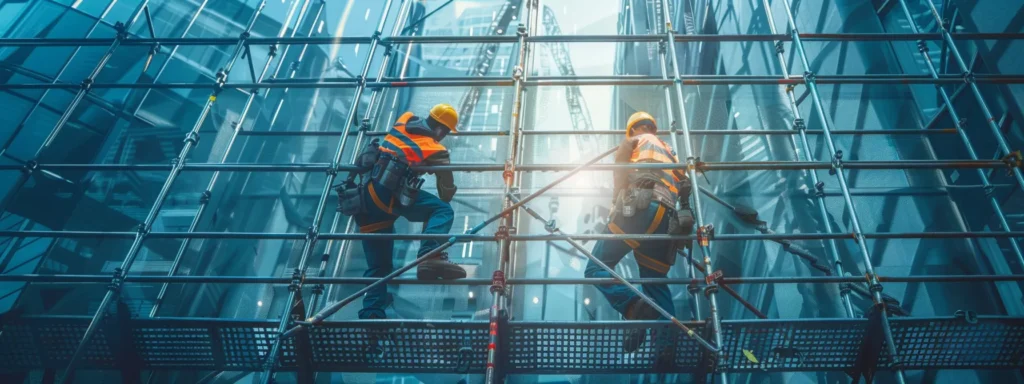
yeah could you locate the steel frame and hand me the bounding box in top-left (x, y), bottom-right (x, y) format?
top-left (0, 0), bottom-right (1023, 382)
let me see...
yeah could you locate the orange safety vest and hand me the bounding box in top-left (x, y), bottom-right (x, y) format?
top-left (379, 112), bottom-right (448, 166)
top-left (629, 133), bottom-right (683, 194)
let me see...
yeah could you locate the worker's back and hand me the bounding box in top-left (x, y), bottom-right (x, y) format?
top-left (380, 112), bottom-right (448, 166)
top-left (626, 133), bottom-right (682, 195)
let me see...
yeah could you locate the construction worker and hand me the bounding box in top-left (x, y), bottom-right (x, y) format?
top-left (584, 111), bottom-right (694, 352)
top-left (343, 103), bottom-right (467, 320)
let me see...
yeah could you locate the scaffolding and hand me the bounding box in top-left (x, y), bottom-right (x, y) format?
top-left (0, 0), bottom-right (1023, 383)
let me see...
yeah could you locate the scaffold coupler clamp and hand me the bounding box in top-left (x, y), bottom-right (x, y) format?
top-left (495, 225), bottom-right (516, 241)
top-left (490, 270), bottom-right (506, 295)
top-left (803, 70), bottom-right (816, 84)
top-left (704, 270), bottom-right (723, 296)
top-left (288, 267), bottom-right (305, 293)
top-left (775, 40), bottom-right (785, 55)
top-left (21, 160), bottom-right (38, 176)
top-left (503, 159), bottom-right (515, 185)
top-left (829, 150), bottom-right (843, 176)
top-left (916, 39), bottom-right (929, 53)
top-left (696, 224), bottom-right (714, 248)
top-left (866, 273), bottom-right (883, 293)
top-left (113, 21), bottom-right (128, 40)
top-left (962, 71), bottom-right (976, 84)
top-left (793, 118), bottom-right (806, 132)
top-left (360, 118), bottom-right (371, 132)
top-left (1001, 150), bottom-right (1022, 176)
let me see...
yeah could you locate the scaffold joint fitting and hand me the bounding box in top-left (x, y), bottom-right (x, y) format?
top-left (688, 280), bottom-right (700, 294)
top-left (113, 22), bottom-right (128, 40)
top-left (962, 71), bottom-right (976, 84)
top-left (916, 40), bottom-right (929, 53)
top-left (200, 190), bottom-right (212, 204)
top-left (697, 224), bottom-right (714, 247)
top-left (954, 309), bottom-right (979, 324)
top-left (183, 131), bottom-right (200, 146)
top-left (517, 23), bottom-right (527, 36)
top-left (839, 283), bottom-right (852, 295)
top-left (306, 226), bottom-right (319, 241)
top-left (238, 31), bottom-right (250, 41)
top-left (360, 118), bottom-right (371, 132)
top-left (1001, 150), bottom-right (1022, 175)
top-left (705, 269), bottom-right (724, 286)
top-left (793, 118), bottom-right (806, 131)
top-left (490, 270), bottom-right (506, 294)
top-left (109, 267), bottom-right (124, 291)
top-left (775, 41), bottom-right (785, 55)
top-left (495, 225), bottom-right (516, 241)
top-left (326, 162), bottom-right (339, 176)
top-left (503, 160), bottom-right (515, 185)
top-left (803, 71), bottom-right (816, 83)
top-left (288, 269), bottom-right (303, 292)
top-left (21, 160), bottom-right (38, 175)
top-left (703, 284), bottom-right (719, 296)
top-left (829, 150), bottom-right (844, 175)
top-left (136, 223), bottom-right (150, 235)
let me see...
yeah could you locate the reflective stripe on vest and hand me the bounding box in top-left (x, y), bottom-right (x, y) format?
top-left (629, 134), bottom-right (681, 194)
top-left (379, 112), bottom-right (447, 166)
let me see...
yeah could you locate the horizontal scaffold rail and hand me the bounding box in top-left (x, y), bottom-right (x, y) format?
top-left (0, 230), bottom-right (1022, 241)
top-left (2, 75), bottom-right (1024, 90)
top-left (1, 274), bottom-right (1022, 285)
top-left (1, 316), bottom-right (1021, 374)
top-left (2, 32), bottom-right (1024, 46)
top-left (0, 160), bottom-right (1018, 173)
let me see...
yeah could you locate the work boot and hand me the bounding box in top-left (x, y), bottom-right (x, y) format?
top-left (416, 251), bottom-right (467, 280)
top-left (623, 299), bottom-right (661, 353)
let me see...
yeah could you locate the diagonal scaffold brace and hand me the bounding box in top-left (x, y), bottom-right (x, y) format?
top-left (508, 193), bottom-right (721, 355)
top-left (280, 145), bottom-right (620, 339)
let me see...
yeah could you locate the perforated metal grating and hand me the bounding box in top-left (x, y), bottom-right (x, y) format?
top-left (887, 317), bottom-right (1024, 370)
top-left (719, 318), bottom-right (867, 372)
top-left (310, 320), bottom-right (489, 373)
top-left (507, 321), bottom-right (705, 374)
top-left (2, 316), bottom-right (1024, 374)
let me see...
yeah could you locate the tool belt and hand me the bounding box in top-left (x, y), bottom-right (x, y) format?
top-left (615, 181), bottom-right (676, 218)
top-left (370, 154), bottom-right (424, 208)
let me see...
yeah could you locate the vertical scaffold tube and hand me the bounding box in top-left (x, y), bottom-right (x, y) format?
top-left (776, 0), bottom-right (906, 382)
top-left (486, 1), bottom-right (534, 383)
top-left (659, 1), bottom-right (728, 382)
top-left (258, 1), bottom-right (396, 382)
top-left (761, 0), bottom-right (855, 317)
top-left (316, 0), bottom-right (415, 314)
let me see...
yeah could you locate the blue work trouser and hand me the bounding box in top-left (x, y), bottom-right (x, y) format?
top-left (585, 201), bottom-right (676, 318)
top-left (354, 180), bottom-right (455, 319)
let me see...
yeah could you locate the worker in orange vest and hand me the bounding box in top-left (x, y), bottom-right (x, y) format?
top-left (585, 111), bottom-right (694, 351)
top-left (339, 103), bottom-right (466, 320)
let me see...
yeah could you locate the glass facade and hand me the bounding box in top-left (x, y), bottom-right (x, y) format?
top-left (0, 0), bottom-right (1022, 383)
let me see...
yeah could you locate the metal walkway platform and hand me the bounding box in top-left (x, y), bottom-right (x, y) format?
top-left (1, 315), bottom-right (1022, 374)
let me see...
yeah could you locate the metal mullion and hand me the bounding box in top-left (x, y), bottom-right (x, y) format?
top-left (57, 2), bottom-right (269, 382)
top-left (777, 0), bottom-right (906, 381)
top-left (147, 0), bottom-right (313, 318)
top-left (256, 1), bottom-right (396, 382)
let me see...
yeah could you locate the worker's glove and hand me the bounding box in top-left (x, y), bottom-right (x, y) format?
top-left (438, 184), bottom-right (457, 203)
top-left (335, 180), bottom-right (364, 216)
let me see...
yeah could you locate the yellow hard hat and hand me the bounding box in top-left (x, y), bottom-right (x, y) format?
top-left (429, 103), bottom-right (459, 133)
top-left (626, 111), bottom-right (657, 138)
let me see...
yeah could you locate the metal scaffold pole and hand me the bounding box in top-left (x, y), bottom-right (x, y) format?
top-left (147, 0), bottom-right (315, 318)
top-left (256, 1), bottom-right (397, 382)
top-left (659, 1), bottom-right (729, 382)
top-left (315, 0), bottom-right (415, 315)
top-left (657, 30), bottom-right (701, 322)
top-left (775, 0), bottom-right (907, 382)
top-left (893, 0), bottom-right (1024, 269)
top-left (487, 1), bottom-right (534, 382)
top-left (761, 0), bottom-right (855, 317)
top-left (58, 1), bottom-right (269, 382)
